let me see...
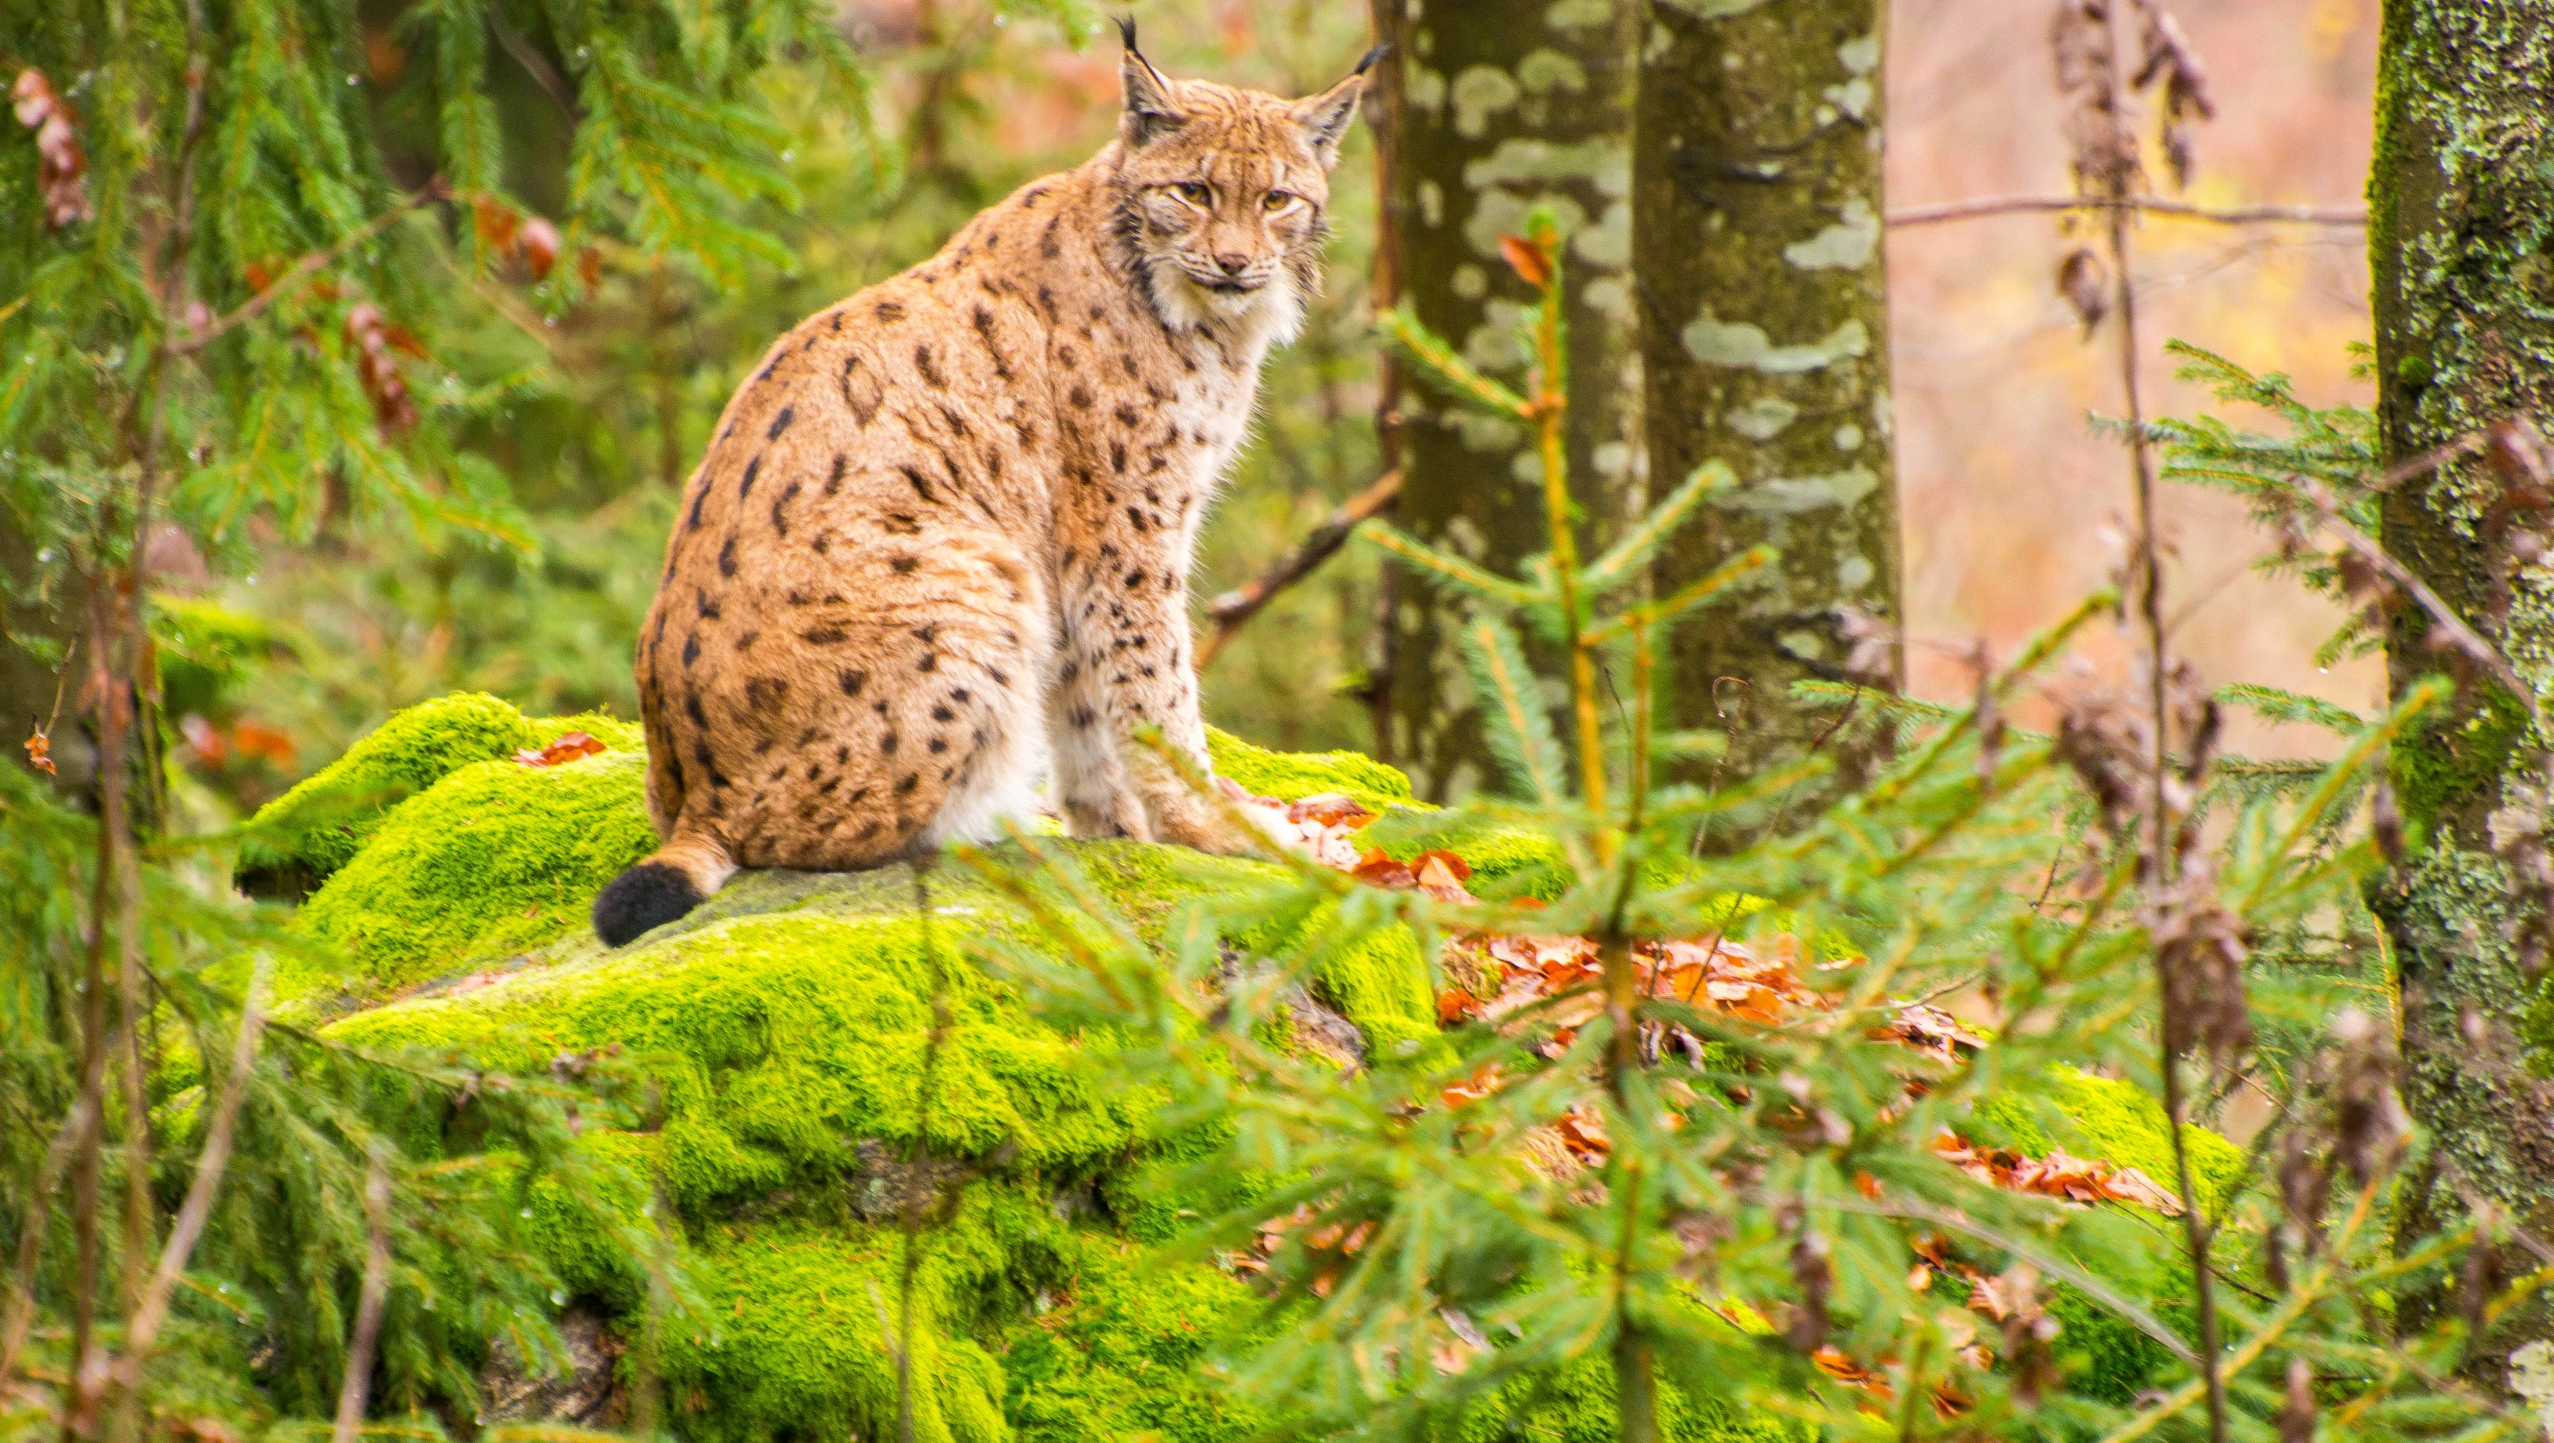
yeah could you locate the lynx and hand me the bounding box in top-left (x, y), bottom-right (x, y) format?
top-left (591, 25), bottom-right (1375, 947)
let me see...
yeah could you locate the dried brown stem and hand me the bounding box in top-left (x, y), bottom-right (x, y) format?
top-left (329, 1154), bottom-right (392, 1443)
top-left (2079, 2), bottom-right (2227, 1439)
top-left (1362, 0), bottom-right (1405, 761)
top-left (1888, 193), bottom-right (2363, 228)
top-left (66, 586), bottom-right (123, 1443)
top-left (0, 1088), bottom-right (103, 1383)
top-left (1197, 469), bottom-right (1402, 670)
top-left (2287, 475), bottom-right (2540, 725)
top-left (106, 960), bottom-right (269, 1398)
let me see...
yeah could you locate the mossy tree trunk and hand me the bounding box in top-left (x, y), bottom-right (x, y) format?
top-left (2368, 0), bottom-right (2554, 1375)
top-left (1633, 0), bottom-right (1899, 798)
top-left (1373, 0), bottom-right (1641, 801)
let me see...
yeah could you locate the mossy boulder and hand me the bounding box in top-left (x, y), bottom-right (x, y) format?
top-left (239, 691), bottom-right (640, 894)
top-left (1206, 725), bottom-right (1416, 814)
top-left (278, 693), bottom-right (2231, 1442)
top-left (290, 746), bottom-right (657, 997)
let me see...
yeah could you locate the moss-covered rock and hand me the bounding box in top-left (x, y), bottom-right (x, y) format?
top-left (1207, 725), bottom-right (1417, 814)
top-left (240, 691), bottom-right (640, 893)
top-left (996, 1240), bottom-right (1279, 1443)
top-left (280, 693), bottom-right (2236, 1443)
top-left (289, 745), bottom-right (657, 996)
top-left (334, 912), bottom-right (1148, 1204)
top-left (665, 1217), bottom-right (1013, 1443)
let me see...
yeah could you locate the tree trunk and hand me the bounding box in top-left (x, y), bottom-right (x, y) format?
top-left (2368, 0), bottom-right (2554, 1378)
top-left (1373, 0), bottom-right (1641, 801)
top-left (1633, 0), bottom-right (1899, 801)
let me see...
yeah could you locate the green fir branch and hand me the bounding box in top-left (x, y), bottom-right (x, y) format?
top-left (1458, 613), bottom-right (1567, 805)
top-left (1376, 302), bottom-right (1533, 420)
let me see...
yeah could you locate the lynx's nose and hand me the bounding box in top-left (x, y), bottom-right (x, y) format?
top-left (1213, 251), bottom-right (1250, 276)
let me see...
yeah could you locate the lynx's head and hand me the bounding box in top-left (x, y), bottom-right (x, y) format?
top-left (1107, 21), bottom-right (1377, 342)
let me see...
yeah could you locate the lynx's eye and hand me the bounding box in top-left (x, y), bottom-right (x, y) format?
top-left (1262, 190), bottom-right (1293, 212)
top-left (1172, 181), bottom-right (1212, 205)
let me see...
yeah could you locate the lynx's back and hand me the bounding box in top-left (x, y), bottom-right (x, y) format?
top-left (591, 27), bottom-right (1375, 946)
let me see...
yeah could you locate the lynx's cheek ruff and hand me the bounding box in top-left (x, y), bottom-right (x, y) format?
top-left (592, 24), bottom-right (1378, 946)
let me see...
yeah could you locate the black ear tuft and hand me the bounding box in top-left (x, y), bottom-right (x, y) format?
top-left (1353, 42), bottom-right (1391, 76)
top-left (1118, 19), bottom-right (1182, 147)
top-left (592, 860), bottom-right (706, 947)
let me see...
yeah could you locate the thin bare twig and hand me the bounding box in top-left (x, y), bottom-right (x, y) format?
top-left (0, 1089), bottom-right (102, 1383)
top-left (108, 958), bottom-right (270, 1391)
top-left (330, 1150), bottom-right (393, 1443)
top-left (896, 856), bottom-right (952, 1443)
top-left (1888, 193), bottom-right (2364, 228)
top-left (172, 180), bottom-right (447, 354)
top-left (1198, 469), bottom-right (1402, 670)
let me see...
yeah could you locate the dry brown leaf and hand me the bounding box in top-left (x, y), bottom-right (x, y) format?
top-left (1498, 233), bottom-right (1552, 290)
top-left (516, 730), bottom-right (608, 767)
top-left (1287, 791), bottom-right (1377, 829)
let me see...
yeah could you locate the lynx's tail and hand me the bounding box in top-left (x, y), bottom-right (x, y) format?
top-left (592, 828), bottom-right (736, 948)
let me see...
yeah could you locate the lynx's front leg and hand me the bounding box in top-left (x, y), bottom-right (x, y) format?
top-left (1048, 533), bottom-right (1250, 852)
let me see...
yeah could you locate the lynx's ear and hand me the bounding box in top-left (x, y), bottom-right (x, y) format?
top-left (1292, 44), bottom-right (1385, 167)
top-left (1117, 17), bottom-right (1184, 147)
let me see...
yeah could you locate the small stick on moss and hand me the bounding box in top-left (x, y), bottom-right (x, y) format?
top-left (896, 853), bottom-right (955, 1443)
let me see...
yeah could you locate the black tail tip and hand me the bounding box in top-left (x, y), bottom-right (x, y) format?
top-left (592, 861), bottom-right (705, 948)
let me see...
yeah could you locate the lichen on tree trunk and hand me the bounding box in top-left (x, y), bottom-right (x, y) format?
top-left (2368, 0), bottom-right (2554, 1378)
top-left (1633, 0), bottom-right (1899, 799)
top-left (1375, 0), bottom-right (1642, 801)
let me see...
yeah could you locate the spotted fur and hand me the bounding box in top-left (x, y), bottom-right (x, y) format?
top-left (597, 29), bottom-right (1372, 944)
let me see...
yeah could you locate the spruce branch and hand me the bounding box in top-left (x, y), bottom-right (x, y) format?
top-left (1459, 614), bottom-right (1567, 807)
top-left (1578, 461), bottom-right (1735, 595)
top-left (1376, 302), bottom-right (1533, 420)
top-left (1356, 520), bottom-right (1548, 610)
top-left (1581, 545), bottom-right (1777, 645)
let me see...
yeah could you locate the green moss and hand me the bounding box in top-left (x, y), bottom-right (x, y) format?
top-left (1467, 1355), bottom-right (1798, 1443)
top-left (330, 913), bottom-right (1149, 1205)
top-left (998, 1242), bottom-right (1279, 1443)
top-left (239, 691), bottom-right (641, 888)
top-left (665, 1217), bottom-right (1011, 1443)
top-left (1208, 726), bottom-right (1419, 814)
top-left (520, 1131), bottom-right (662, 1312)
top-left (1297, 903), bottom-right (1442, 1060)
top-left (1966, 1067), bottom-right (2248, 1405)
top-left (1362, 807), bottom-right (1574, 900)
top-left (283, 698), bottom-right (1838, 1440)
top-left (290, 746), bottom-right (658, 994)
top-left (2389, 686), bottom-right (2528, 837)
top-left (1065, 841), bottom-right (1443, 1057)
